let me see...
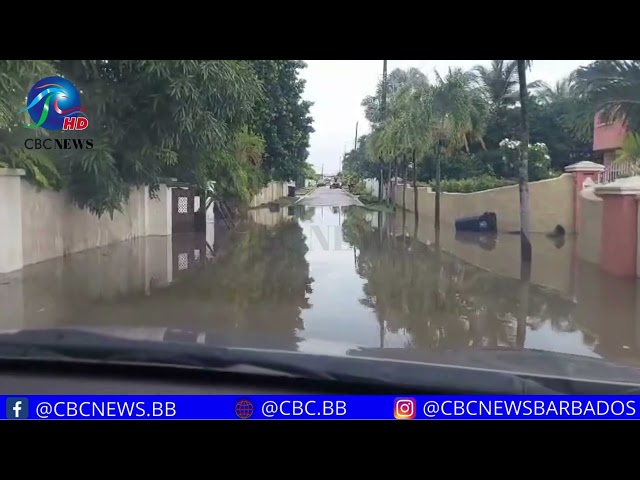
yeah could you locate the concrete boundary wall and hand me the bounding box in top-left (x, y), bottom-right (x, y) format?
top-left (392, 173), bottom-right (574, 234)
top-left (0, 170), bottom-right (288, 274)
top-left (250, 182), bottom-right (288, 207)
top-left (387, 157), bottom-right (640, 279)
top-left (576, 188), bottom-right (602, 267)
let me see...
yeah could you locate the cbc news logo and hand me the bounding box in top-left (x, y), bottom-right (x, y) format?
top-left (394, 398), bottom-right (416, 419)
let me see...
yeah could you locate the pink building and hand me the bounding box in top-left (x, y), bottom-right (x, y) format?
top-left (592, 114), bottom-right (633, 183)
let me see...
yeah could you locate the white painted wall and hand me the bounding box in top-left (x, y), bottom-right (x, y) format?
top-left (147, 184), bottom-right (172, 236)
top-left (20, 182), bottom-right (151, 267)
top-left (250, 181), bottom-right (289, 207)
top-left (1, 170), bottom-right (285, 274)
top-left (0, 169), bottom-right (175, 273)
top-left (0, 170), bottom-right (25, 273)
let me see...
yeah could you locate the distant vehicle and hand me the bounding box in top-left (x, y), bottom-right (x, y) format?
top-left (330, 180), bottom-right (341, 189)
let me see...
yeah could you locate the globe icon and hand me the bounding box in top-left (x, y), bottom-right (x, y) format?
top-left (235, 400), bottom-right (254, 419)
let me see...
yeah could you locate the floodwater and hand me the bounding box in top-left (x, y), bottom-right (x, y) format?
top-left (2, 188), bottom-right (640, 368)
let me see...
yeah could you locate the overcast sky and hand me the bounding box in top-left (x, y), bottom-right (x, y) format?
top-left (299, 60), bottom-right (594, 175)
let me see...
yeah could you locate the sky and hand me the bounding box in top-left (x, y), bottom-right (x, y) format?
top-left (299, 60), bottom-right (594, 176)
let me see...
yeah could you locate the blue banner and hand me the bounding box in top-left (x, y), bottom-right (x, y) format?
top-left (2, 395), bottom-right (640, 419)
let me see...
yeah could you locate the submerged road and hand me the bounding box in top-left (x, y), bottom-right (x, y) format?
top-left (296, 186), bottom-right (364, 207)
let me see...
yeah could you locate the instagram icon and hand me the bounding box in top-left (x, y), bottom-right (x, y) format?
top-left (394, 398), bottom-right (416, 419)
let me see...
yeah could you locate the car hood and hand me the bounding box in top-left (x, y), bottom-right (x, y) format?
top-left (2, 325), bottom-right (640, 387)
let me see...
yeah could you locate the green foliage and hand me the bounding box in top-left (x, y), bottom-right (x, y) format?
top-left (615, 132), bottom-right (640, 172)
top-left (302, 161), bottom-right (316, 179)
top-left (0, 60), bottom-right (57, 130)
top-left (0, 145), bottom-right (62, 189)
top-left (572, 60), bottom-right (640, 133)
top-left (358, 192), bottom-right (379, 204)
top-left (498, 138), bottom-right (552, 181)
top-left (355, 61), bottom-right (603, 194)
top-left (469, 149), bottom-right (504, 177)
top-left (341, 171), bottom-right (361, 189)
top-left (248, 61), bottom-right (314, 182)
top-left (361, 67), bottom-right (428, 128)
top-left (342, 134), bottom-right (380, 180)
top-left (426, 152), bottom-right (491, 180)
top-left (0, 61), bottom-right (62, 190)
top-left (206, 129), bottom-right (268, 203)
top-left (0, 60), bottom-right (315, 217)
top-left (527, 77), bottom-right (595, 168)
top-left (432, 174), bottom-right (515, 193)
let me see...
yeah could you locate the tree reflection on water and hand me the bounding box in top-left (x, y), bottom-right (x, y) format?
top-left (342, 208), bottom-right (584, 352)
top-left (89, 216), bottom-right (313, 350)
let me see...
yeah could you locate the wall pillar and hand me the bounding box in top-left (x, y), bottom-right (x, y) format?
top-left (0, 169), bottom-right (26, 274)
top-left (565, 161), bottom-right (605, 234)
top-left (594, 177), bottom-right (640, 278)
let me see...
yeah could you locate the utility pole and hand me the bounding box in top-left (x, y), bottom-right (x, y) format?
top-left (379, 60), bottom-right (387, 202)
top-left (354, 121), bottom-right (358, 150)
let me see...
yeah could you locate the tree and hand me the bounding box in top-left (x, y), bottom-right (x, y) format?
top-left (249, 61), bottom-right (314, 182)
top-left (0, 60), bottom-right (62, 189)
top-left (361, 66), bottom-right (429, 201)
top-left (361, 67), bottom-right (428, 127)
top-left (528, 81), bottom-right (593, 170)
top-left (1, 60), bottom-right (316, 217)
top-left (472, 60), bottom-right (521, 113)
top-left (342, 134), bottom-right (380, 180)
top-left (572, 60), bottom-right (640, 132)
top-left (471, 60), bottom-right (542, 150)
top-left (429, 68), bottom-right (486, 228)
top-left (57, 60), bottom-right (265, 216)
top-left (517, 60), bottom-right (532, 266)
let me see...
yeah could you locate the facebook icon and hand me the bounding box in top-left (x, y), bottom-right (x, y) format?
top-left (6, 398), bottom-right (29, 419)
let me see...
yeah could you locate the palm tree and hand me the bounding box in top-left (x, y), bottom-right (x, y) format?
top-left (379, 85), bottom-right (418, 208)
top-left (472, 60), bottom-right (544, 113)
top-left (535, 77), bottom-right (574, 105)
top-left (572, 60), bottom-right (640, 131)
top-left (429, 68), bottom-right (482, 229)
top-left (471, 60), bottom-right (521, 113)
top-left (400, 83), bottom-right (435, 222)
top-left (366, 127), bottom-right (385, 199)
top-left (517, 60), bottom-right (533, 266)
top-left (379, 120), bottom-right (399, 206)
top-left (362, 66), bottom-right (430, 202)
top-left (361, 67), bottom-right (428, 127)
top-left (392, 88), bottom-right (416, 218)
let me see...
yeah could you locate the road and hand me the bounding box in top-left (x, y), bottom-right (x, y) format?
top-left (296, 186), bottom-right (364, 207)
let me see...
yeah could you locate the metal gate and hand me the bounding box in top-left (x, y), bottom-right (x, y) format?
top-left (172, 187), bottom-right (195, 233)
top-left (172, 233), bottom-right (208, 280)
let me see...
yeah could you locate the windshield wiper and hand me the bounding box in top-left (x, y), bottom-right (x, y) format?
top-left (0, 328), bottom-right (559, 394)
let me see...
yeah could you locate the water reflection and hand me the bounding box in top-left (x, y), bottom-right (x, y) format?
top-left (346, 208), bottom-right (640, 365)
top-left (1, 204), bottom-right (640, 368)
top-left (92, 217), bottom-right (312, 350)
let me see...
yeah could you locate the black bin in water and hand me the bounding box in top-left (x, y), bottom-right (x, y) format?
top-left (454, 212), bottom-right (497, 233)
top-left (288, 186), bottom-right (296, 197)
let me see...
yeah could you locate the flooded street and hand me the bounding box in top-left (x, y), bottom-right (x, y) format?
top-left (2, 186), bottom-right (640, 367)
